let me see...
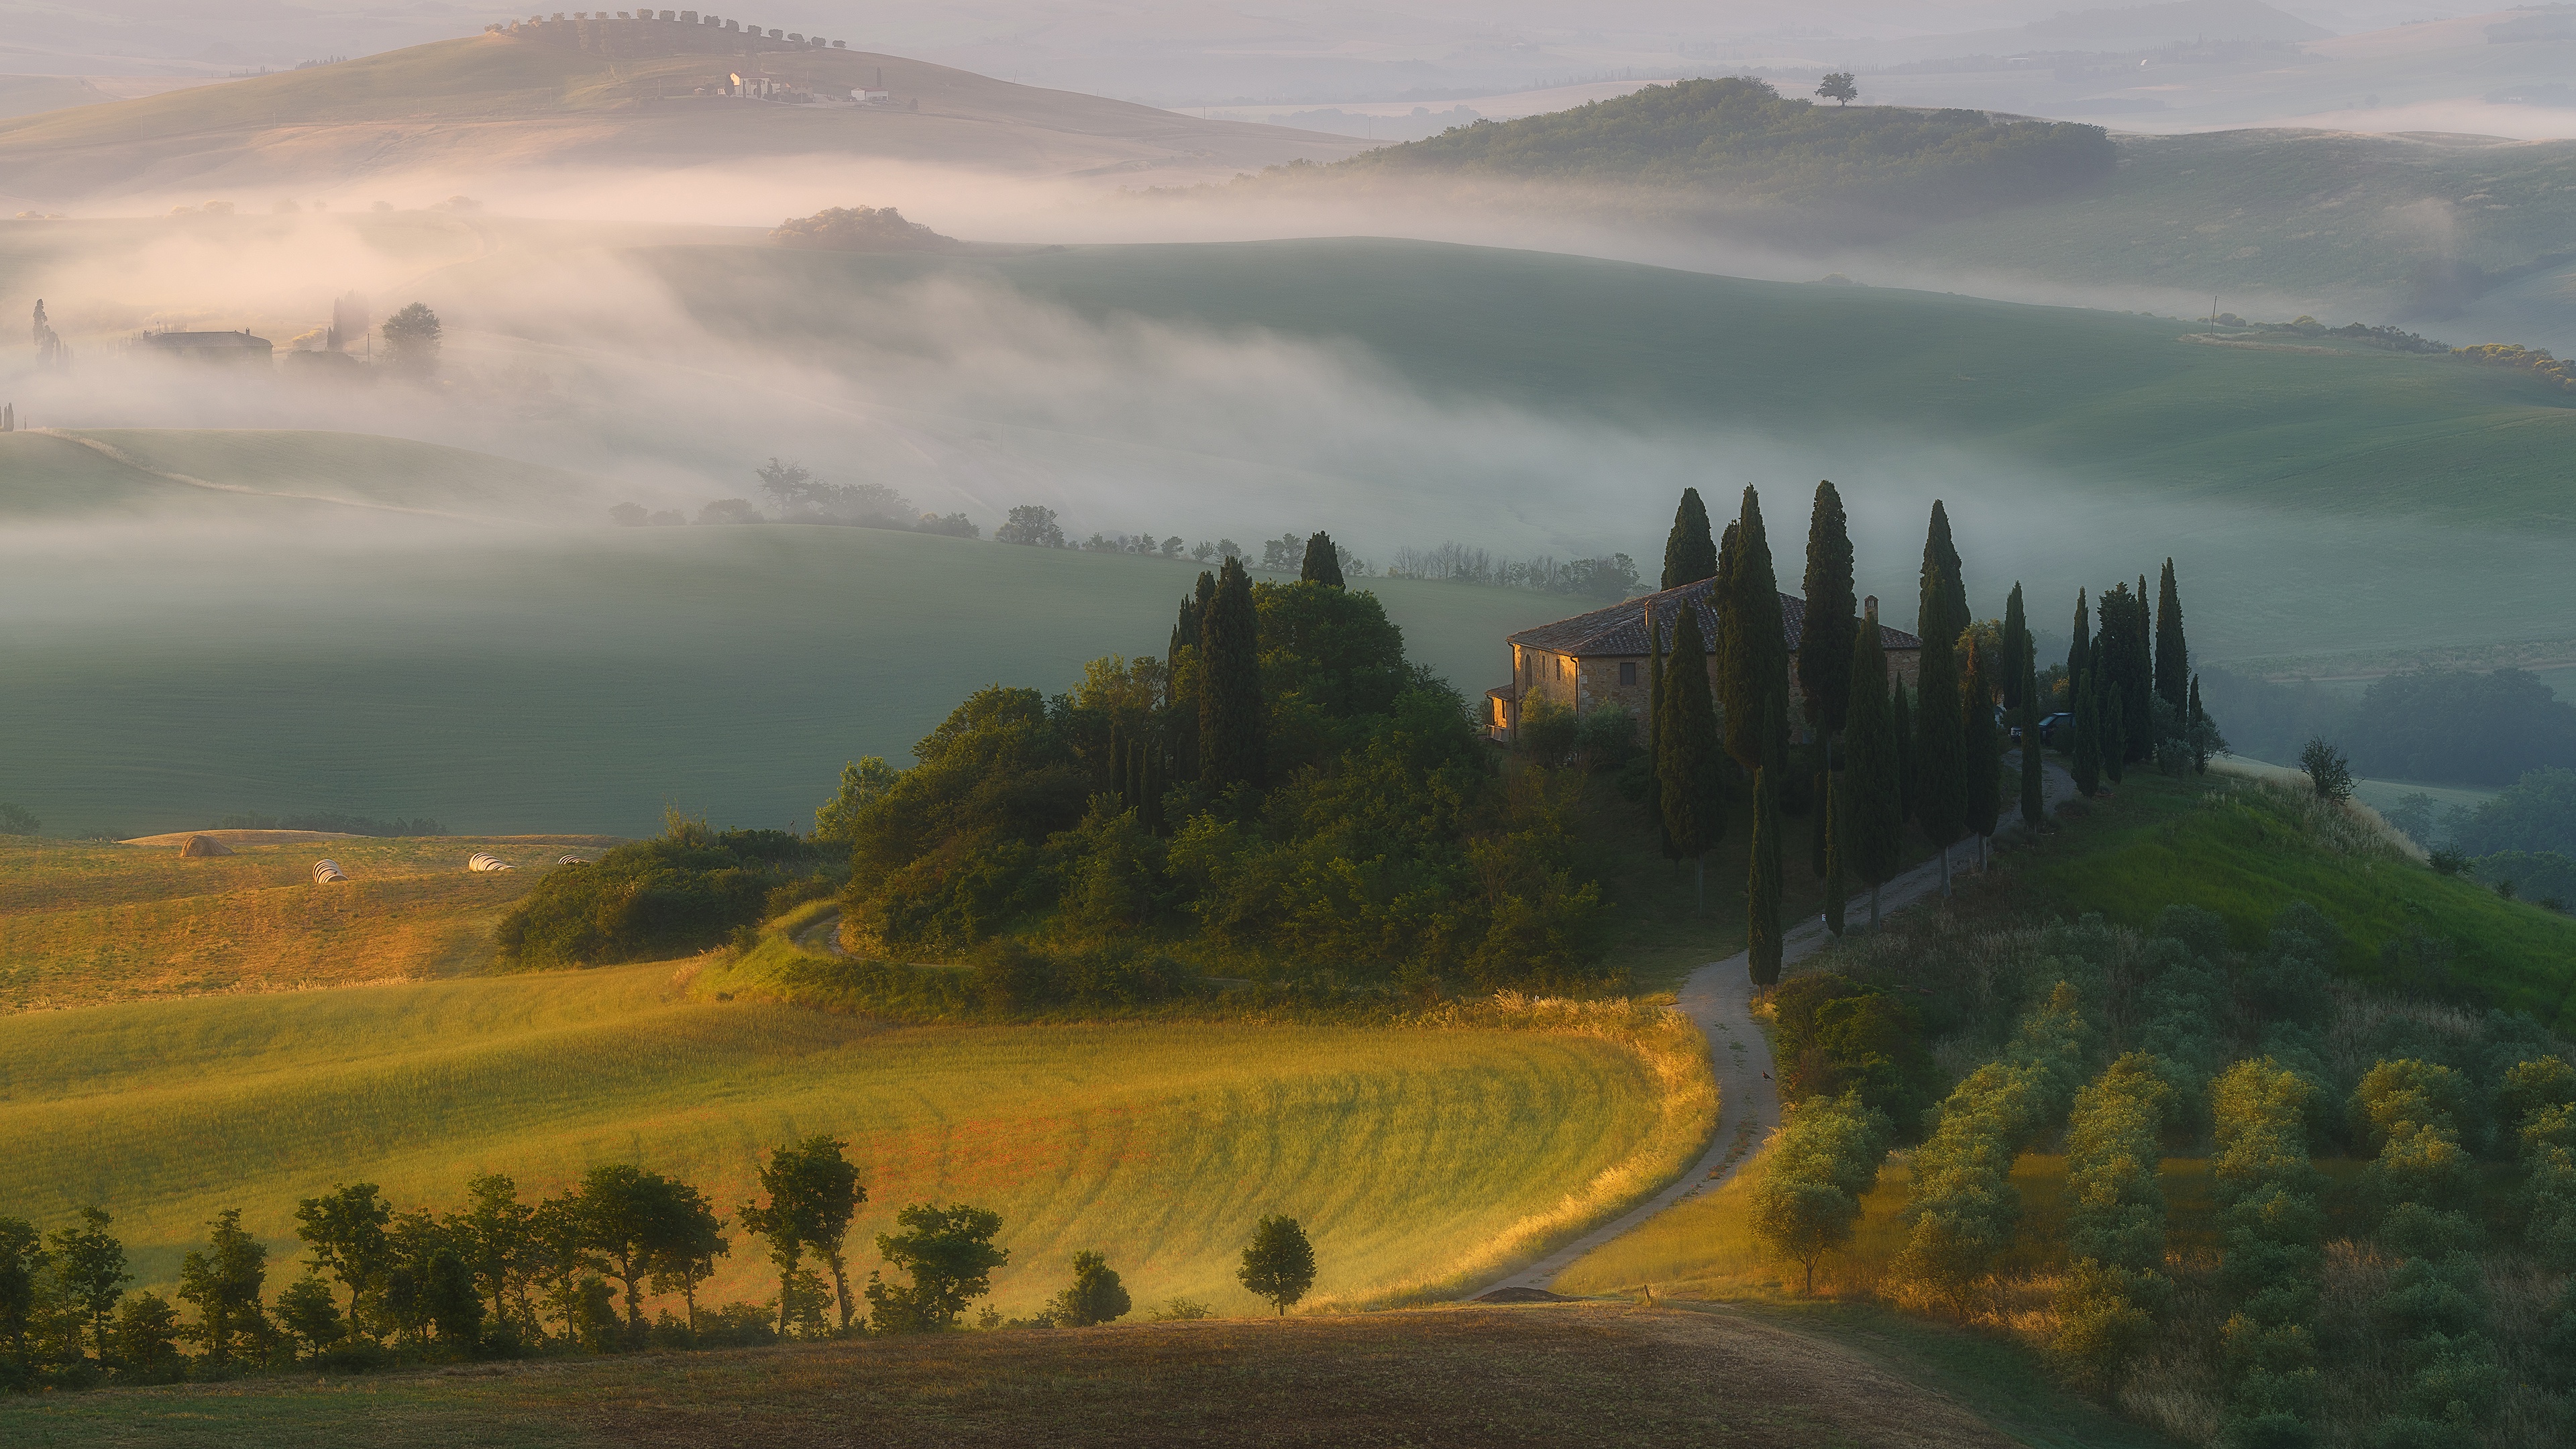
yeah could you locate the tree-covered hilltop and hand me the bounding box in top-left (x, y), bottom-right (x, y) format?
top-left (828, 559), bottom-right (1603, 994)
top-left (1325, 77), bottom-right (2116, 220)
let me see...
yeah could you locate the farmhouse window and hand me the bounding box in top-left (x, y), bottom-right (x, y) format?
top-left (1619, 661), bottom-right (1637, 686)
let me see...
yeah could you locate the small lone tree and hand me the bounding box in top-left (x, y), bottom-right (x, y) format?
top-left (1237, 1216), bottom-right (1316, 1316)
top-left (997, 504), bottom-right (1064, 547)
top-left (380, 301), bottom-right (441, 380)
top-left (1049, 1250), bottom-right (1133, 1328)
top-left (2300, 736), bottom-right (2353, 802)
top-left (1817, 72), bottom-right (1859, 106)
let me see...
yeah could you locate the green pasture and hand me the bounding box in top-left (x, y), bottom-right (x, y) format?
top-left (0, 489), bottom-right (1560, 837)
top-left (0, 961), bottom-right (1677, 1319)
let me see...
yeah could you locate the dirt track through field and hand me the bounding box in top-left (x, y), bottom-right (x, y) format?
top-left (1466, 751), bottom-right (2080, 1297)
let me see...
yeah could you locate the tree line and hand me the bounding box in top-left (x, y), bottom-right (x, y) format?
top-left (0, 1136), bottom-right (1327, 1392)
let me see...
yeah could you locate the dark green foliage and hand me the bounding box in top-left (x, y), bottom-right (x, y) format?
top-left (1770, 973), bottom-right (1936, 1126)
top-left (557, 1165), bottom-right (722, 1346)
top-left (2020, 632), bottom-right (2045, 831)
top-left (1237, 1216), bottom-right (1318, 1316)
top-left (0, 1218), bottom-right (37, 1381)
top-left (1048, 1250), bottom-right (1132, 1328)
top-left (1917, 500), bottom-right (1967, 649)
top-left (1798, 481), bottom-right (1857, 738)
top-left (740, 1136), bottom-right (866, 1336)
top-left (2298, 737), bottom-right (2353, 804)
top-left (1342, 76), bottom-right (2116, 223)
top-left (498, 820), bottom-right (814, 969)
top-left (2072, 671), bottom-right (2102, 798)
top-left (1822, 767), bottom-right (1847, 935)
top-left (866, 1204), bottom-right (1009, 1333)
top-left (1255, 580), bottom-right (1408, 773)
top-left (1999, 584), bottom-right (2027, 714)
top-left (1843, 621), bottom-right (1904, 919)
top-left (1199, 555), bottom-right (1265, 792)
top-left (2100, 671), bottom-right (2126, 786)
top-left (1913, 511), bottom-right (1966, 875)
top-left (177, 1208), bottom-right (268, 1371)
top-left (1661, 486), bottom-right (1717, 589)
top-left (1658, 602), bottom-right (1727, 891)
top-left (1892, 681), bottom-right (1916, 820)
top-left (1962, 644), bottom-right (2001, 848)
top-left (379, 301), bottom-right (441, 380)
top-left (2094, 582), bottom-right (2152, 764)
top-left (1748, 757), bottom-right (1783, 987)
top-left (2154, 559), bottom-right (2188, 715)
top-left (2065, 589), bottom-right (2090, 724)
top-left (2346, 671), bottom-right (2576, 786)
top-left (2212, 1058), bottom-right (2325, 1448)
top-left (1299, 531), bottom-right (1344, 587)
top-left (1720, 486), bottom-right (1787, 773)
top-left (2449, 768), bottom-right (2576, 856)
top-left (49, 1207), bottom-right (129, 1364)
top-left (274, 1277), bottom-right (345, 1358)
top-left (109, 1293), bottom-right (182, 1383)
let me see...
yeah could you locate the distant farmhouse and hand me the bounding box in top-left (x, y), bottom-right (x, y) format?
top-left (133, 328), bottom-right (273, 365)
top-left (1490, 578), bottom-right (1923, 744)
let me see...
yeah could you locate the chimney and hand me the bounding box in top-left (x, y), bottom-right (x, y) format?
top-left (1864, 594), bottom-right (1879, 623)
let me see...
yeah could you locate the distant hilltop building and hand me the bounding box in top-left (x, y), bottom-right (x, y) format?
top-left (133, 328), bottom-right (274, 365)
top-left (488, 11), bottom-right (852, 58)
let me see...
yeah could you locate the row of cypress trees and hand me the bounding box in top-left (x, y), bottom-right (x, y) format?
top-left (1644, 485), bottom-right (2042, 976)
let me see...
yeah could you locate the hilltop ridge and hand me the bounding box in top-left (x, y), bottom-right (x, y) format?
top-left (0, 32), bottom-right (1371, 204)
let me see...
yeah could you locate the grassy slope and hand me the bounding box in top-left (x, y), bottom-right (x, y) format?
top-left (0, 835), bottom-right (614, 1012)
top-left (2020, 769), bottom-right (2576, 1029)
top-left (0, 1303), bottom-right (2038, 1449)
top-left (0, 429), bottom-right (610, 523)
top-left (0, 511), bottom-right (1564, 838)
top-left (0, 36), bottom-right (1360, 196)
top-left (0, 961), bottom-right (1675, 1320)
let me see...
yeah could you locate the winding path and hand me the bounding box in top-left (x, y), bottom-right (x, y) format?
top-left (1466, 751), bottom-right (2080, 1298)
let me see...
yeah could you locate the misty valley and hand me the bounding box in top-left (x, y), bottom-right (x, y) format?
top-left (2, 5), bottom-right (2575, 1448)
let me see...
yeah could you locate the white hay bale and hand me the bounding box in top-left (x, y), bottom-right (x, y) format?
top-left (468, 852), bottom-right (515, 873)
top-left (312, 859), bottom-right (347, 883)
top-left (556, 853), bottom-right (590, 865)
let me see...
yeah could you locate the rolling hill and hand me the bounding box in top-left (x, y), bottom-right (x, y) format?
top-left (0, 32), bottom-right (1370, 205)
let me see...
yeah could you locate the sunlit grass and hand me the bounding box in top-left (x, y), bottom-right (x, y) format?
top-left (0, 961), bottom-right (1702, 1320)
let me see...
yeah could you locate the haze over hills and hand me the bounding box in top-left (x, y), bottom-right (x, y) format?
top-left (0, 30), bottom-right (1368, 207)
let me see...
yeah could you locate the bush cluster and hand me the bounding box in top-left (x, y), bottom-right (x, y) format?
top-left (1767, 973), bottom-right (1938, 1130)
top-left (2210, 1057), bottom-right (2326, 1448)
top-left (2049, 1053), bottom-right (2172, 1391)
top-left (2353, 1059), bottom-right (2506, 1444)
top-left (1751, 1091), bottom-right (1893, 1294)
top-left (496, 816), bottom-right (835, 969)
top-left (1888, 981), bottom-right (2087, 1318)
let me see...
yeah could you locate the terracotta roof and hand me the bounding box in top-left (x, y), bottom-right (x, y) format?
top-left (1506, 577), bottom-right (1923, 657)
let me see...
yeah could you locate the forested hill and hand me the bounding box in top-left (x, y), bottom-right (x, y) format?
top-left (1324, 77), bottom-right (2116, 219)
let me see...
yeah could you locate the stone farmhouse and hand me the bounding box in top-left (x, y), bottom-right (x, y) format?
top-left (1488, 576), bottom-right (1923, 744)
top-left (133, 329), bottom-right (273, 366)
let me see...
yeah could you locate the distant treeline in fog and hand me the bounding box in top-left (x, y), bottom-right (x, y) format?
top-left (2202, 665), bottom-right (2576, 788)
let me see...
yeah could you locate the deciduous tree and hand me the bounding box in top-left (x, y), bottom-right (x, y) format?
top-left (1816, 72), bottom-right (1858, 105)
top-left (1237, 1216), bottom-right (1318, 1316)
top-left (177, 1208), bottom-right (268, 1370)
top-left (741, 1136), bottom-right (866, 1336)
top-left (1049, 1250), bottom-right (1133, 1328)
top-left (867, 1204), bottom-right (1008, 1332)
top-left (380, 301), bottom-right (442, 380)
top-left (49, 1207), bottom-right (129, 1364)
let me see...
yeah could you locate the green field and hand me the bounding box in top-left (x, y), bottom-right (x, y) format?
top-left (0, 959), bottom-right (1700, 1320)
top-left (0, 463), bottom-right (1566, 837)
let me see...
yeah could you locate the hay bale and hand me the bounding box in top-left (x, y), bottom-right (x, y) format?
top-left (313, 859), bottom-right (347, 883)
top-left (179, 834), bottom-right (231, 857)
top-left (468, 852), bottom-right (515, 873)
top-left (556, 853), bottom-right (590, 865)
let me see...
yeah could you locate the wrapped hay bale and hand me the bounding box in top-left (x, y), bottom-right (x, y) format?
top-left (313, 859), bottom-right (348, 883)
top-left (468, 852), bottom-right (515, 873)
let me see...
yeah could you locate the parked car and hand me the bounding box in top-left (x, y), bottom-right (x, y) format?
top-left (2011, 712), bottom-right (2073, 746)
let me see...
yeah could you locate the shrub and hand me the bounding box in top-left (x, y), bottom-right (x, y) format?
top-left (768, 205), bottom-right (959, 252)
top-left (2298, 737), bottom-right (2353, 804)
top-left (1751, 1091), bottom-right (1893, 1293)
top-left (865, 1205), bottom-right (1008, 1333)
top-left (1046, 1250), bottom-right (1132, 1328)
top-left (497, 826), bottom-right (808, 969)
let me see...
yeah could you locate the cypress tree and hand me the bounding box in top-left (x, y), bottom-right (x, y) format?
top-left (2189, 675), bottom-right (2211, 775)
top-left (1197, 556), bottom-right (1263, 793)
top-left (1646, 602), bottom-right (1672, 857)
top-left (2132, 577), bottom-right (2155, 757)
top-left (2019, 631), bottom-right (2044, 833)
top-left (1721, 486), bottom-right (1786, 774)
top-left (2101, 669), bottom-right (2127, 785)
top-left (1962, 644), bottom-right (2001, 869)
top-left (1822, 766), bottom-right (1847, 936)
top-left (1169, 572), bottom-right (1216, 780)
top-left (2096, 580), bottom-right (2152, 763)
top-left (2065, 588), bottom-right (2090, 728)
top-left (1843, 619), bottom-right (1902, 928)
top-left (1891, 680), bottom-right (1916, 821)
top-left (2072, 669), bottom-right (2102, 797)
top-left (1658, 602), bottom-right (1727, 912)
top-left (1999, 582), bottom-right (2027, 712)
top-left (1662, 488), bottom-right (1717, 589)
top-left (1797, 481), bottom-right (1857, 738)
top-left (2154, 558), bottom-right (2186, 714)
top-left (1748, 724), bottom-right (1784, 988)
top-left (1299, 531), bottom-right (1344, 588)
top-left (1917, 499), bottom-right (1968, 647)
top-left (1916, 617), bottom-right (1965, 895)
